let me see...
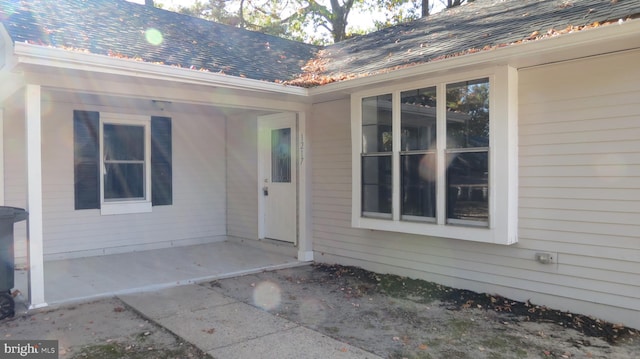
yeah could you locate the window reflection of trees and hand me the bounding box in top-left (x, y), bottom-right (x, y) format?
top-left (361, 95), bottom-right (393, 216)
top-left (401, 87), bottom-right (437, 220)
top-left (446, 79), bottom-right (490, 225)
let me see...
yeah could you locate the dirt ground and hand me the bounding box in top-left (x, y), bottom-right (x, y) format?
top-left (1, 296), bottom-right (209, 359)
top-left (210, 264), bottom-right (640, 359)
top-left (1, 263), bottom-right (639, 359)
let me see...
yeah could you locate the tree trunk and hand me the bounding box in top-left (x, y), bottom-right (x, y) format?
top-left (145, 0), bottom-right (154, 6)
top-left (422, 0), bottom-right (429, 17)
top-left (330, 0), bottom-right (353, 43)
top-left (239, 0), bottom-right (245, 28)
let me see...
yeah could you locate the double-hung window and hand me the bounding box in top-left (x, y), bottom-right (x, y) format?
top-left (351, 67), bottom-right (518, 244)
top-left (100, 114), bottom-right (151, 214)
top-left (74, 111), bottom-right (172, 215)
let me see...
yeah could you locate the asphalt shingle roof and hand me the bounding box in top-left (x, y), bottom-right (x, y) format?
top-left (1, 0), bottom-right (320, 82)
top-left (1, 0), bottom-right (639, 86)
top-left (318, 0), bottom-right (640, 80)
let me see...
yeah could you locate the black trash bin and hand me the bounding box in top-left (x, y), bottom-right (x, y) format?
top-left (0, 206), bottom-right (28, 320)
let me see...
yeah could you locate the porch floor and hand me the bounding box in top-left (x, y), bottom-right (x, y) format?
top-left (15, 237), bottom-right (305, 307)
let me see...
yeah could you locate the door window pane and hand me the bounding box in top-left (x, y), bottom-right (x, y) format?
top-left (362, 94), bottom-right (393, 153)
top-left (401, 87), bottom-right (436, 151)
top-left (271, 128), bottom-right (291, 183)
top-left (401, 153), bottom-right (436, 219)
top-left (446, 78), bottom-right (490, 149)
top-left (362, 155), bottom-right (392, 215)
top-left (446, 152), bottom-right (488, 224)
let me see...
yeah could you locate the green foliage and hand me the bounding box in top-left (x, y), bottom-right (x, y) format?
top-left (175, 0), bottom-right (235, 24)
top-left (371, 0), bottom-right (420, 29)
top-left (161, 0), bottom-right (470, 44)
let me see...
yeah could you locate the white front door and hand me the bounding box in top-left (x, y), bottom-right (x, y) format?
top-left (258, 113), bottom-right (297, 243)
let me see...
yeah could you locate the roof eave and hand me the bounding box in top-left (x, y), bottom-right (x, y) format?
top-left (308, 18), bottom-right (640, 99)
top-left (9, 18), bottom-right (640, 102)
top-left (12, 42), bottom-right (310, 97)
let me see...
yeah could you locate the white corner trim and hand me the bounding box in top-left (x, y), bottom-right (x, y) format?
top-left (297, 109), bottom-right (314, 258)
top-left (29, 302), bottom-right (49, 310)
top-left (297, 250), bottom-right (314, 262)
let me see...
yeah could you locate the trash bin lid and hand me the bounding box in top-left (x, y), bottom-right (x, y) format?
top-left (0, 206), bottom-right (28, 222)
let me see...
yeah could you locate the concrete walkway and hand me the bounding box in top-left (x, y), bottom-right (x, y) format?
top-left (119, 283), bottom-right (382, 359)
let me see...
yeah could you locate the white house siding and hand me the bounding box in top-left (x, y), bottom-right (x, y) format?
top-left (7, 93), bottom-right (228, 261)
top-left (3, 92), bottom-right (28, 263)
top-left (226, 114), bottom-right (259, 240)
top-left (518, 49), bottom-right (640, 327)
top-left (309, 49), bottom-right (640, 328)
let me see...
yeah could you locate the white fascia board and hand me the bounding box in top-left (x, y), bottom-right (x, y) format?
top-left (0, 26), bottom-right (18, 72)
top-left (308, 18), bottom-right (640, 99)
top-left (13, 42), bottom-right (309, 97)
top-left (0, 27), bottom-right (24, 103)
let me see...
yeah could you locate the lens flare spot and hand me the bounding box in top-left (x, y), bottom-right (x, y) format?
top-left (253, 281), bottom-right (281, 310)
top-left (145, 28), bottom-right (163, 46)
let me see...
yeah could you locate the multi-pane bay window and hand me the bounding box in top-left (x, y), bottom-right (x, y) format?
top-left (351, 67), bottom-right (518, 244)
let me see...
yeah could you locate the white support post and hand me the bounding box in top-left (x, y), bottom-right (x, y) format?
top-left (0, 108), bottom-right (4, 205)
top-left (25, 84), bottom-right (47, 308)
top-left (297, 110), bottom-right (313, 262)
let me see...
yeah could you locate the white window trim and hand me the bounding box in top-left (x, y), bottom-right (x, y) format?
top-left (351, 66), bottom-right (518, 245)
top-left (99, 113), bottom-right (152, 215)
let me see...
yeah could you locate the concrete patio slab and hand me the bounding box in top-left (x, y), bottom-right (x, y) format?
top-left (15, 238), bottom-right (304, 306)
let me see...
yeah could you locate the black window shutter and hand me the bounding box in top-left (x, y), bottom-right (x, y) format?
top-left (151, 116), bottom-right (172, 206)
top-left (73, 110), bottom-right (100, 209)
